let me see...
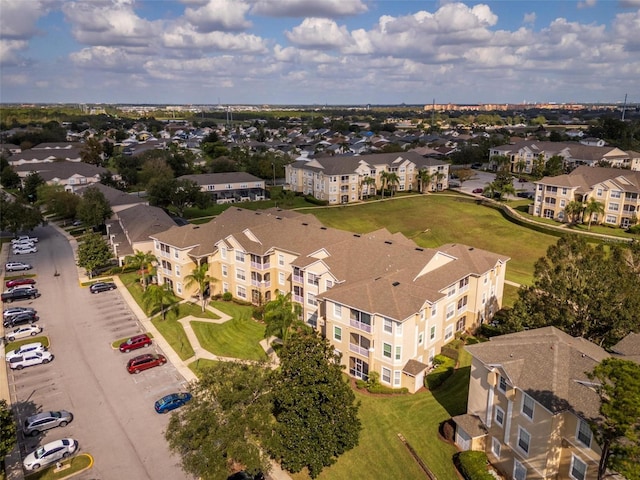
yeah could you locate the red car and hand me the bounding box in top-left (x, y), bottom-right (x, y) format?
top-left (5, 278), bottom-right (36, 288)
top-left (119, 334), bottom-right (152, 353)
top-left (472, 188), bottom-right (484, 194)
top-left (126, 353), bottom-right (167, 374)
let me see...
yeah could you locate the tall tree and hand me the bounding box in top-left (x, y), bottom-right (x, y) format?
top-left (170, 179), bottom-right (208, 217)
top-left (37, 184), bottom-right (80, 220)
top-left (416, 169), bottom-right (433, 193)
top-left (76, 185), bottom-right (112, 226)
top-left (379, 170), bottom-right (390, 199)
top-left (0, 196), bottom-right (43, 234)
top-left (142, 283), bottom-right (176, 320)
top-left (360, 176), bottom-right (376, 199)
top-left (587, 358), bottom-right (640, 480)
top-left (77, 232), bottom-right (113, 278)
top-left (1, 165), bottom-right (21, 189)
top-left (543, 155), bottom-right (564, 176)
top-left (385, 172), bottom-right (400, 196)
top-left (0, 399), bottom-right (17, 460)
top-left (270, 331), bottom-right (361, 478)
top-left (184, 263), bottom-right (217, 312)
top-left (166, 362), bottom-right (274, 480)
top-left (80, 137), bottom-right (104, 166)
top-left (263, 292), bottom-right (304, 347)
top-left (584, 198), bottom-right (605, 230)
top-left (507, 235), bottom-right (640, 347)
top-left (21, 171), bottom-right (45, 203)
top-left (124, 250), bottom-right (157, 290)
top-left (564, 200), bottom-right (584, 224)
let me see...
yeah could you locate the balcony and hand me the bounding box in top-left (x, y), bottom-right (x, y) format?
top-left (293, 294), bottom-right (303, 304)
top-left (293, 274), bottom-right (303, 284)
top-left (251, 280), bottom-right (271, 288)
top-left (251, 261), bottom-right (270, 270)
top-left (350, 319), bottom-right (372, 334)
top-left (349, 343), bottom-right (369, 357)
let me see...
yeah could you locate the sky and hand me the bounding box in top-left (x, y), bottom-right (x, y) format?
top-left (1, 0), bottom-right (639, 106)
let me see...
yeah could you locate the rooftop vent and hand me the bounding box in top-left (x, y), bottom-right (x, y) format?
top-left (415, 247), bottom-right (423, 251)
top-left (384, 240), bottom-right (393, 245)
top-left (320, 226), bottom-right (327, 230)
top-left (392, 281), bottom-right (400, 287)
top-left (354, 234), bottom-right (361, 237)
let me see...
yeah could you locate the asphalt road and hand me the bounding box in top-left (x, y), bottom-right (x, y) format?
top-left (4, 224), bottom-right (192, 480)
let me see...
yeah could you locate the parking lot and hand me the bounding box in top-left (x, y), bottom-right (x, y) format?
top-left (3, 225), bottom-right (192, 480)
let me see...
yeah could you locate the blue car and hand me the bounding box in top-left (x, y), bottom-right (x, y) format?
top-left (154, 392), bottom-right (192, 413)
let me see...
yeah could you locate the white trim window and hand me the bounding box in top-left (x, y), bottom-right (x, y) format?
top-left (220, 247), bottom-right (227, 259)
top-left (222, 264), bottom-right (228, 277)
top-left (334, 303), bottom-right (342, 318)
top-left (517, 426), bottom-right (531, 455)
top-left (176, 282), bottom-right (182, 294)
top-left (491, 437), bottom-right (501, 459)
top-left (235, 250), bottom-right (245, 262)
top-left (278, 272), bottom-right (285, 285)
top-left (494, 406), bottom-right (505, 427)
top-left (498, 375), bottom-right (508, 393)
top-left (383, 318), bottom-right (393, 334)
top-left (576, 419), bottom-right (593, 448)
top-left (383, 343), bottom-right (392, 358)
top-left (570, 454), bottom-right (587, 480)
top-left (418, 332), bottom-right (424, 345)
top-left (333, 326), bottom-right (342, 341)
top-left (393, 370), bottom-right (401, 386)
top-left (381, 367), bottom-right (391, 384)
top-left (236, 285), bottom-right (246, 299)
top-left (236, 268), bottom-right (246, 282)
top-left (446, 303), bottom-right (455, 320)
top-left (175, 265), bottom-right (181, 277)
top-left (278, 253), bottom-right (284, 266)
top-left (430, 325), bottom-right (436, 341)
top-left (431, 304), bottom-right (437, 317)
top-left (444, 325), bottom-right (453, 341)
top-left (513, 459), bottom-right (527, 480)
top-left (395, 346), bottom-right (401, 361)
top-left (522, 393), bottom-right (534, 420)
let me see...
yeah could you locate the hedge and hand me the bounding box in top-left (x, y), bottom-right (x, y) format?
top-left (426, 354), bottom-right (455, 390)
top-left (453, 451), bottom-right (494, 480)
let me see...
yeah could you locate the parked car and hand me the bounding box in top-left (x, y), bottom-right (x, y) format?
top-left (7, 284), bottom-right (36, 293)
top-left (12, 235), bottom-right (38, 244)
top-left (12, 245), bottom-right (38, 255)
top-left (119, 334), bottom-right (152, 353)
top-left (89, 282), bottom-right (116, 294)
top-left (5, 278), bottom-right (36, 288)
top-left (5, 324), bottom-right (43, 342)
top-left (1, 287), bottom-right (40, 303)
top-left (5, 262), bottom-right (32, 272)
top-left (5, 342), bottom-right (46, 362)
top-left (472, 188), bottom-right (484, 194)
top-left (126, 353), bottom-right (167, 374)
top-left (516, 191), bottom-right (534, 199)
top-left (154, 392), bottom-right (192, 413)
top-left (12, 240), bottom-right (35, 249)
top-left (8, 351), bottom-right (53, 370)
top-left (22, 438), bottom-right (78, 471)
top-left (449, 182), bottom-right (461, 188)
top-left (23, 410), bottom-right (74, 437)
top-left (3, 311), bottom-right (39, 328)
top-left (3, 306), bottom-right (36, 319)
top-left (471, 163), bottom-right (483, 169)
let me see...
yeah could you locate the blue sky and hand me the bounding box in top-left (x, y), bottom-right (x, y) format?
top-left (1, 0), bottom-right (639, 105)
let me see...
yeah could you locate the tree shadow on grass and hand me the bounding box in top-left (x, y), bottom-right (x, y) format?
top-left (431, 365), bottom-right (471, 417)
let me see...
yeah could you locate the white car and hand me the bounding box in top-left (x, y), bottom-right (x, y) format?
top-left (3, 307), bottom-right (37, 319)
top-left (11, 240), bottom-right (35, 249)
top-left (8, 351), bottom-right (53, 370)
top-left (6, 285), bottom-right (36, 293)
top-left (5, 262), bottom-right (32, 272)
top-left (23, 438), bottom-right (78, 471)
top-left (5, 342), bottom-right (46, 362)
top-left (12, 235), bottom-right (38, 244)
top-left (5, 324), bottom-right (42, 342)
top-left (12, 245), bottom-right (38, 255)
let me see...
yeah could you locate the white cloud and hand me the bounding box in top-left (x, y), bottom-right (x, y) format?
top-left (285, 18), bottom-right (352, 49)
top-left (162, 24), bottom-right (268, 53)
top-left (69, 46), bottom-right (146, 72)
top-left (183, 0), bottom-right (252, 32)
top-left (0, 39), bottom-right (29, 66)
top-left (523, 12), bottom-right (536, 24)
top-left (577, 0), bottom-right (597, 8)
top-left (612, 10), bottom-right (640, 51)
top-left (250, 0), bottom-right (368, 18)
top-left (0, 0), bottom-right (58, 39)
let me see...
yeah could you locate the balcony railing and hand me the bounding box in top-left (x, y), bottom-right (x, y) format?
top-left (251, 261), bottom-right (270, 270)
top-left (293, 274), bottom-right (303, 283)
top-left (349, 344), bottom-right (369, 356)
top-left (293, 294), bottom-right (303, 303)
top-left (350, 319), bottom-right (372, 334)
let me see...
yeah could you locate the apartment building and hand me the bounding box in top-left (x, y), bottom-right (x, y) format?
top-left (532, 166), bottom-right (640, 228)
top-left (178, 172), bottom-right (266, 204)
top-left (285, 152), bottom-right (449, 204)
top-left (455, 327), bottom-right (639, 480)
top-left (150, 207), bottom-right (508, 392)
top-left (489, 141), bottom-right (637, 174)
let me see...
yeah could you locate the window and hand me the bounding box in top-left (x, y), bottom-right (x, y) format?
top-left (431, 304), bottom-right (437, 317)
top-left (383, 343), bottom-right (392, 358)
top-left (175, 265), bottom-right (181, 277)
top-left (446, 303), bottom-right (455, 320)
top-left (334, 303), bottom-right (342, 318)
top-left (220, 247), bottom-right (227, 259)
top-left (445, 325), bottom-right (453, 341)
top-left (430, 325), bottom-right (436, 340)
top-left (457, 295), bottom-right (468, 312)
top-left (325, 279), bottom-right (333, 289)
top-left (522, 394), bottom-right (534, 420)
top-left (597, 188), bottom-right (603, 196)
top-left (383, 318), bottom-right (393, 333)
top-left (334, 326), bottom-right (342, 341)
top-left (236, 285), bottom-right (246, 299)
top-left (513, 460), bottom-right (527, 480)
top-left (395, 346), bottom-right (401, 361)
top-left (611, 190), bottom-right (621, 198)
top-left (394, 370), bottom-right (401, 386)
top-left (307, 293), bottom-right (317, 306)
top-left (222, 265), bottom-right (228, 277)
top-left (278, 254), bottom-right (285, 266)
top-left (570, 455), bottom-right (587, 480)
top-left (447, 285), bottom-right (456, 297)
top-left (418, 332), bottom-right (424, 345)
top-left (517, 427), bottom-right (531, 455)
top-left (235, 251), bottom-right (245, 262)
top-left (498, 375), bottom-right (508, 393)
top-left (494, 406), bottom-right (505, 427)
top-left (174, 249), bottom-right (179, 259)
top-left (307, 273), bottom-right (319, 286)
top-left (577, 419), bottom-right (592, 448)
top-left (381, 367), bottom-right (391, 383)
top-left (456, 316), bottom-right (466, 332)
top-left (278, 272), bottom-right (285, 285)
top-left (459, 277), bottom-right (469, 289)
top-left (608, 202), bottom-right (619, 212)
top-left (606, 215), bottom-right (617, 224)
top-left (236, 268), bottom-right (246, 282)
top-left (222, 282), bottom-right (229, 293)
top-left (491, 437), bottom-right (501, 459)
top-left (176, 282), bottom-right (182, 294)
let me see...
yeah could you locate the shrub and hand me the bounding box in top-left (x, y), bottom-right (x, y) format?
top-left (426, 355), bottom-right (456, 390)
top-left (627, 224), bottom-right (640, 234)
top-left (441, 420), bottom-right (455, 442)
top-left (355, 379), bottom-right (367, 389)
top-left (303, 194), bottom-right (329, 206)
top-left (367, 384), bottom-right (409, 395)
top-left (222, 292), bottom-right (233, 301)
top-left (454, 451), bottom-right (494, 480)
top-left (252, 305), bottom-right (264, 321)
top-left (441, 346), bottom-right (459, 362)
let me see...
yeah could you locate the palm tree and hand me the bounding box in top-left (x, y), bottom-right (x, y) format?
top-left (360, 176), bottom-right (376, 200)
top-left (184, 263), bottom-right (217, 312)
top-left (434, 171), bottom-right (446, 191)
top-left (142, 283), bottom-right (176, 320)
top-left (263, 292), bottom-right (303, 346)
top-left (416, 169), bottom-right (433, 193)
top-left (564, 201), bottom-right (584, 225)
top-left (380, 171), bottom-right (390, 199)
top-left (124, 250), bottom-right (157, 291)
top-left (584, 198), bottom-right (605, 230)
top-left (386, 172), bottom-right (400, 196)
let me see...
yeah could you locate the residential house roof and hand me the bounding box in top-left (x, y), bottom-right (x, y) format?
top-left (178, 172), bottom-right (264, 186)
top-left (536, 165), bottom-right (640, 194)
top-left (13, 160), bottom-right (107, 181)
top-left (610, 332), bottom-right (640, 363)
top-left (115, 204), bottom-right (178, 245)
top-left (9, 148), bottom-right (83, 164)
top-left (76, 183), bottom-right (146, 208)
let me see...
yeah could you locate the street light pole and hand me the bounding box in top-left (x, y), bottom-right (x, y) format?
top-left (272, 162), bottom-right (276, 186)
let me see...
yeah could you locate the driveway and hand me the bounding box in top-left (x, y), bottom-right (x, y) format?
top-left (3, 224), bottom-right (192, 480)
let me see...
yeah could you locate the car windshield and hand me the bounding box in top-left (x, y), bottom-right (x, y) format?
top-left (35, 447), bottom-right (46, 459)
top-left (126, 339), bottom-right (134, 345)
top-left (51, 412), bottom-right (61, 419)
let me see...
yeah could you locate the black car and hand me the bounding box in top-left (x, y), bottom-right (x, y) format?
top-left (89, 282), bottom-right (117, 294)
top-left (3, 311), bottom-right (39, 328)
top-left (1, 287), bottom-right (40, 303)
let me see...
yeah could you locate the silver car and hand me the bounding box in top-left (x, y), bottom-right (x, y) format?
top-left (23, 438), bottom-right (78, 470)
top-left (23, 410), bottom-right (74, 436)
top-left (5, 324), bottom-right (43, 342)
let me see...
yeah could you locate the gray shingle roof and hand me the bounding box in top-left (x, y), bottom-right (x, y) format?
top-left (13, 160), bottom-right (106, 180)
top-left (178, 172), bottom-right (264, 185)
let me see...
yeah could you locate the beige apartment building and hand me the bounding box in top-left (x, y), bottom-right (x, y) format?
top-left (455, 327), bottom-right (639, 480)
top-left (285, 152), bottom-right (449, 204)
top-left (150, 207), bottom-right (508, 392)
top-left (532, 166), bottom-right (640, 228)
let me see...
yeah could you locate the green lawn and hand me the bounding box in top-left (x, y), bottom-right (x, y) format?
top-left (4, 336), bottom-right (49, 352)
top-left (308, 194), bottom-right (558, 286)
top-left (191, 316), bottom-right (267, 361)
